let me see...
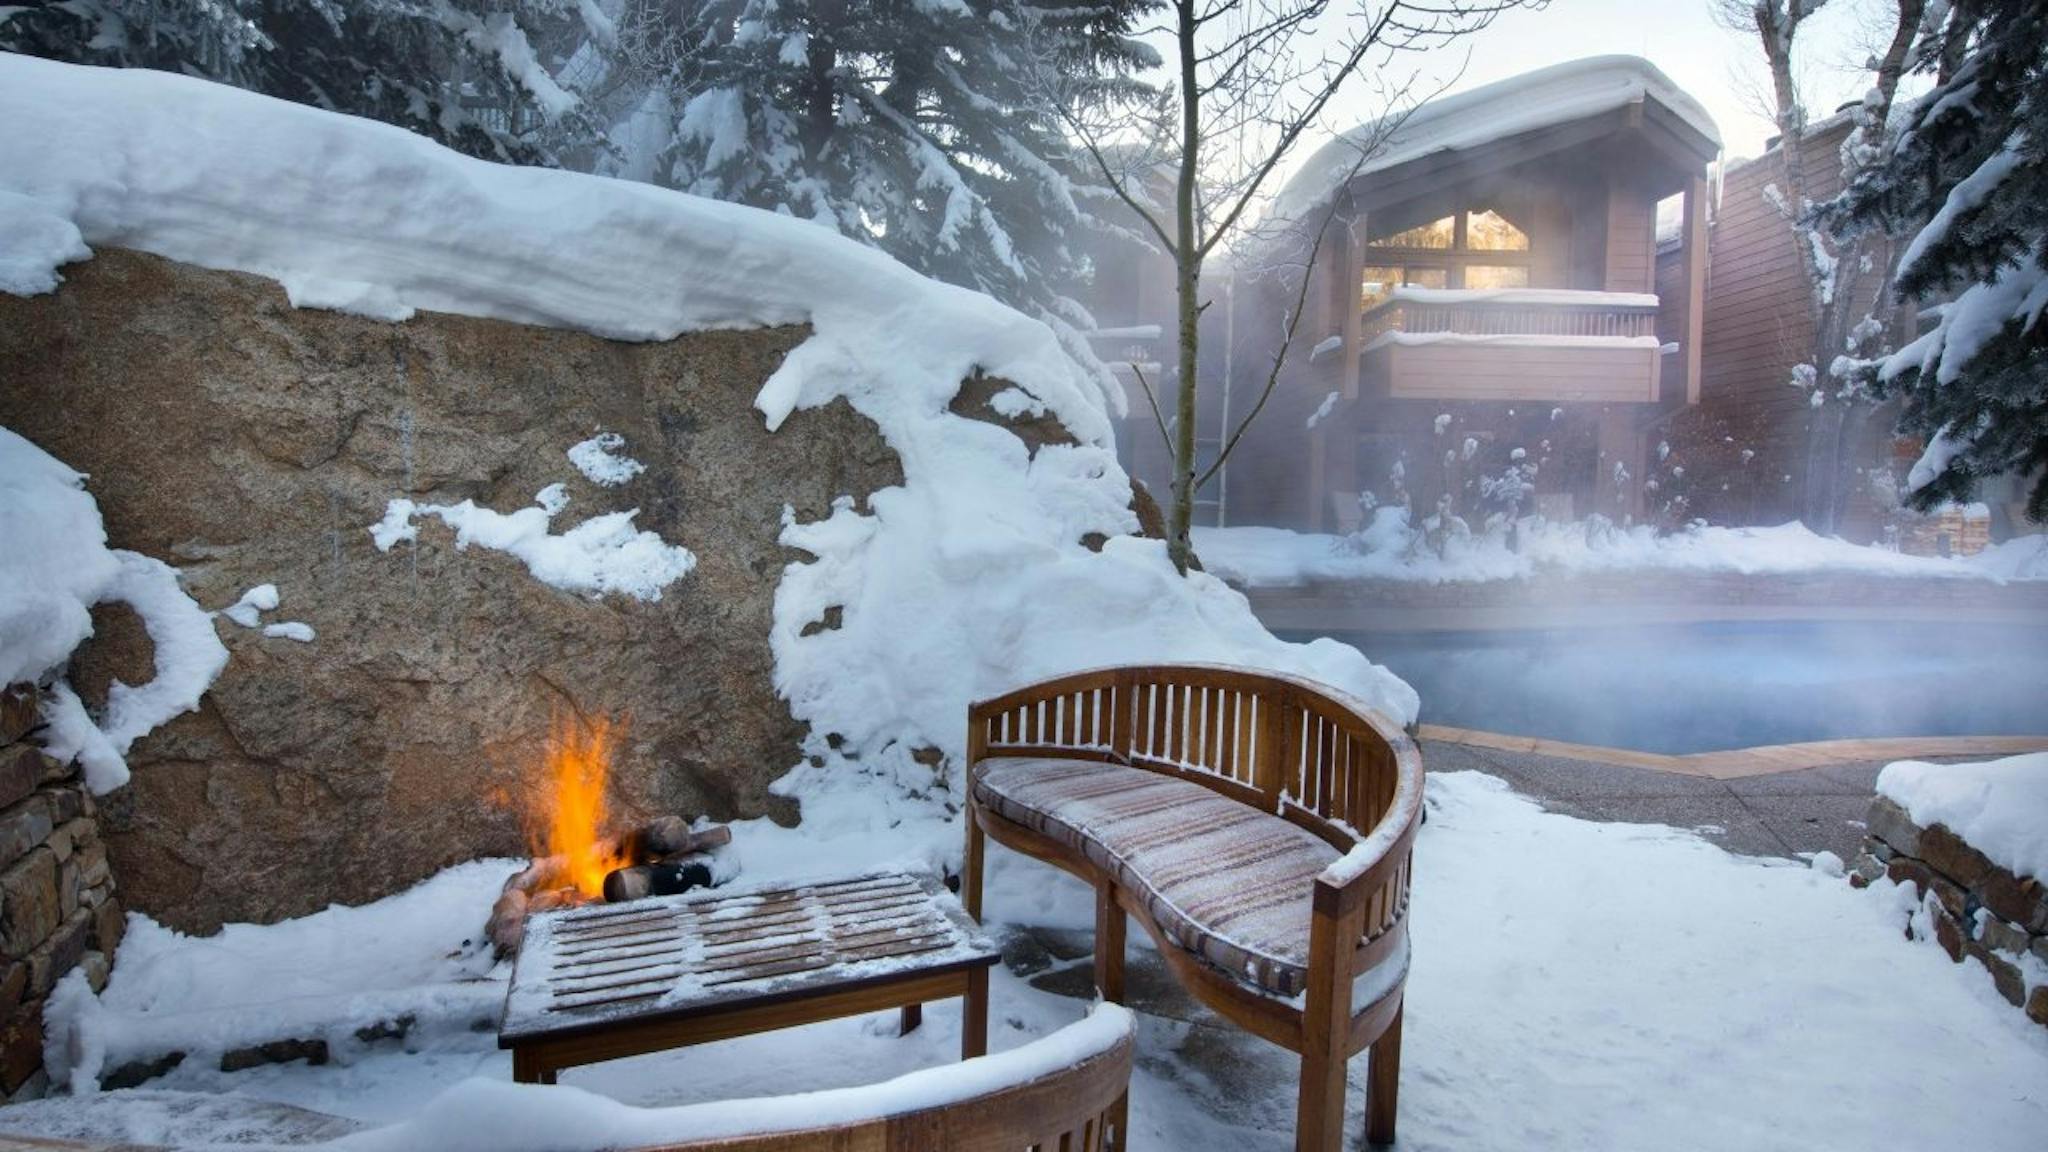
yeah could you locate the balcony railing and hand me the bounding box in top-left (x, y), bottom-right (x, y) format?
top-left (1359, 288), bottom-right (1660, 346)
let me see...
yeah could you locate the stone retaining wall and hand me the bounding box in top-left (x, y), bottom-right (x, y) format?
top-left (1852, 796), bottom-right (2048, 1029)
top-left (0, 686), bottom-right (126, 1101)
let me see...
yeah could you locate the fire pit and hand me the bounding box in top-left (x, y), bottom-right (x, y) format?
top-left (485, 716), bottom-right (732, 956)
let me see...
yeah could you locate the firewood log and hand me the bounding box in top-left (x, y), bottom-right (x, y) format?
top-left (487, 887), bottom-right (529, 957)
top-left (602, 856), bottom-right (717, 904)
top-left (613, 818), bottom-right (731, 862)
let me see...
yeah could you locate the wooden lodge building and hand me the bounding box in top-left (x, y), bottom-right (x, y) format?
top-left (1086, 56), bottom-right (1982, 542)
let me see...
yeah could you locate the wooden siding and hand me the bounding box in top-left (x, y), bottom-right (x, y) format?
top-left (1370, 342), bottom-right (1659, 403)
top-left (1604, 184), bottom-right (1657, 294)
top-left (1697, 120), bottom-right (1854, 520)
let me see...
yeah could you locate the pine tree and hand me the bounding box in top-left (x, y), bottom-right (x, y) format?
top-left (0, 0), bottom-right (601, 164)
top-left (1824, 0), bottom-right (2048, 520)
top-left (606, 0), bottom-right (1158, 326)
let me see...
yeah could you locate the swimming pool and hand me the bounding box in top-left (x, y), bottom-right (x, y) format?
top-left (1289, 621), bottom-right (2048, 754)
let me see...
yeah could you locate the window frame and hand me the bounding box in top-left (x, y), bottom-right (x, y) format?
top-left (1363, 205), bottom-right (1534, 301)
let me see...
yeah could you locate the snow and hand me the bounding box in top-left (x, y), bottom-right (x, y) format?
top-left (1883, 262), bottom-right (2048, 388)
top-left (0, 190), bottom-right (89, 295)
top-left (1305, 391), bottom-right (1340, 430)
top-left (1877, 753), bottom-right (2048, 880)
top-left (1897, 137), bottom-right (2025, 280)
top-left (2, 429), bottom-right (227, 792)
top-left (370, 487), bottom-right (695, 603)
top-left (1272, 56), bottom-right (1721, 224)
top-left (1364, 332), bottom-right (1663, 352)
top-left (1379, 286), bottom-right (1659, 310)
top-left (327, 1004), bottom-right (1131, 1152)
top-left (218, 585), bottom-right (279, 629)
top-left (21, 772), bottom-right (2048, 1151)
top-left (263, 622), bottom-right (316, 643)
top-left (565, 432), bottom-right (647, 488)
top-left (0, 428), bottom-right (121, 688)
top-left (1192, 519), bottom-right (2048, 588)
top-left (43, 860), bottom-right (514, 1095)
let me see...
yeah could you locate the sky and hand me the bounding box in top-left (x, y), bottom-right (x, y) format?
top-left (1304, 0), bottom-right (1888, 163)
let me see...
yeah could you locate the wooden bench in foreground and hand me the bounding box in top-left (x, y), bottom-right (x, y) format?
top-left (964, 664), bottom-right (1424, 1151)
top-left (0, 1005), bottom-right (1135, 1152)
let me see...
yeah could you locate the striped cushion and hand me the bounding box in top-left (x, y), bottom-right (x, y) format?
top-left (972, 757), bottom-right (1339, 998)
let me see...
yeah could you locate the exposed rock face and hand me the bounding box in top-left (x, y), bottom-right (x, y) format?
top-left (0, 249), bottom-right (907, 932)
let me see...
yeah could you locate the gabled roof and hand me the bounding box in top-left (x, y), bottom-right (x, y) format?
top-left (1269, 55), bottom-right (1721, 224)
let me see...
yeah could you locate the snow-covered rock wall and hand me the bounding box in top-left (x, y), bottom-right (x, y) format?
top-left (0, 57), bottom-right (1414, 932)
top-left (0, 249), bottom-right (911, 931)
top-left (1853, 756), bottom-right (2048, 1030)
top-left (0, 687), bottom-right (127, 1101)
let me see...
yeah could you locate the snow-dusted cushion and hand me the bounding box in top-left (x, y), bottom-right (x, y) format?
top-left (973, 757), bottom-right (1339, 997)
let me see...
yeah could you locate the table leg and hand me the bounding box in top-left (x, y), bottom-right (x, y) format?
top-left (961, 966), bottom-right (989, 1059)
top-left (900, 1003), bottom-right (923, 1035)
top-left (512, 1047), bottom-right (555, 1085)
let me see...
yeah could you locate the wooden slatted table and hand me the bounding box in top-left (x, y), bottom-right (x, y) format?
top-left (499, 869), bottom-right (1001, 1084)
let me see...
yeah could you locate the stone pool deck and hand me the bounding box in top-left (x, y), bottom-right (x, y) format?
top-left (1416, 732), bottom-right (2047, 863)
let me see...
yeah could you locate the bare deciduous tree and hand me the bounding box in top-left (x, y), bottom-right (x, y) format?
top-left (1712, 0), bottom-right (1939, 530)
top-left (1049, 0), bottom-right (1536, 572)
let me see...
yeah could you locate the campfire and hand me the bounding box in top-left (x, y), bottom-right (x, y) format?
top-left (485, 715), bottom-right (730, 956)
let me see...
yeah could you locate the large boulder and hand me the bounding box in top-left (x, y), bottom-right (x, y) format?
top-left (0, 249), bottom-right (906, 932)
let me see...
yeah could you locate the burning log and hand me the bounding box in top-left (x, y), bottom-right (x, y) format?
top-left (618, 816), bottom-right (731, 861)
top-left (502, 820), bottom-right (731, 896)
top-left (602, 856), bottom-right (716, 904)
top-left (487, 818), bottom-right (734, 957)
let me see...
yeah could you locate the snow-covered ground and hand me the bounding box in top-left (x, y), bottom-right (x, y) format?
top-left (17, 772), bottom-right (2046, 1150)
top-left (1193, 519), bottom-right (2048, 587)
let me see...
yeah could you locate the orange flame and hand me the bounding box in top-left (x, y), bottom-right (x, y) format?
top-left (529, 714), bottom-right (630, 900)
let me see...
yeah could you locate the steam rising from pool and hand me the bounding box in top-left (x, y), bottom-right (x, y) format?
top-left (1290, 621), bottom-right (2048, 754)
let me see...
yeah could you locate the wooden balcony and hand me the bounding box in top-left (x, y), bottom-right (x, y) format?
top-left (1357, 290), bottom-right (1665, 404)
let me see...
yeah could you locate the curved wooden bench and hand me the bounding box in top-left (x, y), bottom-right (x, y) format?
top-left (963, 664), bottom-right (1423, 1151)
top-left (0, 1007), bottom-right (1134, 1152)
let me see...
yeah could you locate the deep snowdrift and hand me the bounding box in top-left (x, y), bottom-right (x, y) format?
top-left (0, 56), bottom-right (1417, 846)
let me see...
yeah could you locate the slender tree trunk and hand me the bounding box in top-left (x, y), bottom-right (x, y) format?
top-left (1167, 0), bottom-right (1202, 573)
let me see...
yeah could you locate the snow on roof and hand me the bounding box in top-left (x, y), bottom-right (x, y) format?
top-left (1271, 55), bottom-right (1721, 225)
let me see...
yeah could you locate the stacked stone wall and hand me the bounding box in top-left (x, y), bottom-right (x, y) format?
top-left (1853, 796), bottom-right (2048, 1029)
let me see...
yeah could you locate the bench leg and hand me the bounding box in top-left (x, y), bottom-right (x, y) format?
top-left (962, 966), bottom-right (989, 1059)
top-left (900, 1003), bottom-right (922, 1036)
top-left (1297, 891), bottom-right (1356, 1152)
top-left (964, 808), bottom-right (986, 922)
top-left (1364, 1001), bottom-right (1403, 1147)
top-left (1093, 879), bottom-right (1125, 1004)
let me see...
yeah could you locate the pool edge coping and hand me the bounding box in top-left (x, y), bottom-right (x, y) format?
top-left (1414, 725), bottom-right (2048, 780)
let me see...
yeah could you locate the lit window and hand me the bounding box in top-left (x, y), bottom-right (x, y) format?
top-left (1464, 209), bottom-right (1529, 251)
top-left (1463, 264), bottom-right (1530, 289)
top-left (1362, 265), bottom-right (1448, 309)
top-left (1369, 215), bottom-right (1455, 249)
